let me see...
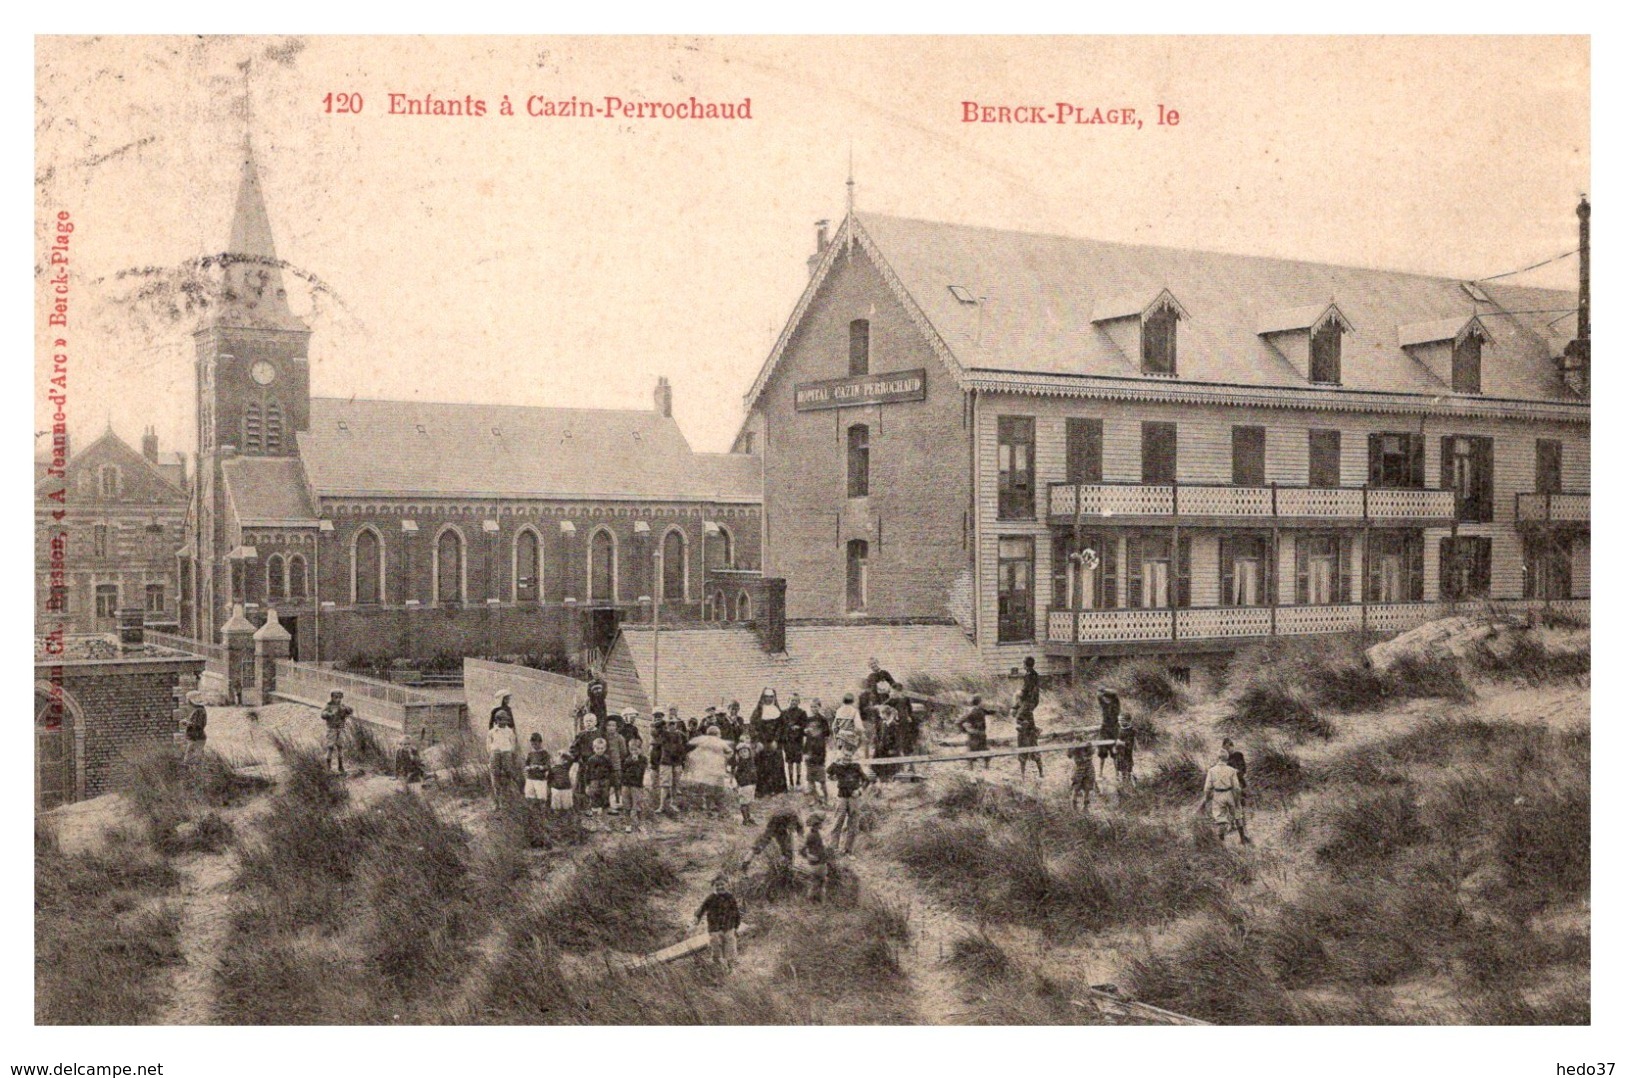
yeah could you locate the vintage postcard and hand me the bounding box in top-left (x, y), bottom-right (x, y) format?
top-left (31, 34), bottom-right (1590, 1044)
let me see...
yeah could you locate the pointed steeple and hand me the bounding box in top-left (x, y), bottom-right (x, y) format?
top-left (210, 138), bottom-right (306, 331)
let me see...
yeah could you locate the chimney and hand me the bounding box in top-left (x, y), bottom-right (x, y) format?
top-left (142, 426), bottom-right (159, 462)
top-left (753, 578), bottom-right (788, 655)
top-left (116, 607), bottom-right (145, 650)
top-left (807, 219), bottom-right (831, 277)
top-left (653, 376), bottom-right (673, 418)
top-left (1559, 196), bottom-right (1590, 397)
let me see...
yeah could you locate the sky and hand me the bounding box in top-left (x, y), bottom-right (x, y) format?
top-left (34, 35), bottom-right (1589, 458)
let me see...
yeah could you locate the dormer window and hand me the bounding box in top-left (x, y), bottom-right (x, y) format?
top-left (1142, 304), bottom-right (1178, 376)
top-left (1399, 315), bottom-right (1490, 394)
top-left (1310, 321), bottom-right (1342, 384)
top-left (1453, 328), bottom-right (1484, 394)
top-left (1259, 301), bottom-right (1351, 386)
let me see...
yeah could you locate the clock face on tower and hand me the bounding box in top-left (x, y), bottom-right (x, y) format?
top-left (250, 360), bottom-right (277, 386)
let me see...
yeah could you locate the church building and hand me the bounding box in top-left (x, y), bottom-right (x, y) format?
top-left (183, 147), bottom-right (761, 663)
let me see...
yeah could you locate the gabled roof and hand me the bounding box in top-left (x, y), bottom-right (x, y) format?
top-left (221, 456), bottom-right (318, 525)
top-left (1257, 301), bottom-right (1353, 336)
top-left (36, 428), bottom-right (188, 504)
top-left (297, 398), bottom-right (761, 502)
top-left (605, 622), bottom-right (983, 717)
top-left (746, 211), bottom-right (1579, 409)
top-left (1398, 314), bottom-right (1491, 348)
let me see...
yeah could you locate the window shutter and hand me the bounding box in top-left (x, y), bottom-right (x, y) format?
top-left (1479, 437), bottom-right (1494, 522)
top-left (1440, 435), bottom-right (1456, 493)
top-left (1101, 536), bottom-right (1118, 609)
top-left (1051, 537), bottom-right (1070, 608)
top-left (1364, 535), bottom-right (1378, 602)
top-left (1177, 536), bottom-right (1192, 609)
top-left (1408, 435), bottom-right (1426, 489)
top-left (1407, 533), bottom-right (1423, 601)
top-left (1219, 536), bottom-right (1234, 606)
top-left (1338, 534), bottom-right (1355, 603)
top-left (1368, 434), bottom-right (1383, 486)
top-left (1126, 534), bottom-right (1143, 609)
top-left (1295, 537), bottom-right (1309, 604)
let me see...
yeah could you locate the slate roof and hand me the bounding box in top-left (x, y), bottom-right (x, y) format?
top-left (297, 398), bottom-right (761, 502)
top-left (220, 457), bottom-right (319, 524)
top-left (603, 622), bottom-right (983, 717)
top-left (753, 212), bottom-right (1580, 406)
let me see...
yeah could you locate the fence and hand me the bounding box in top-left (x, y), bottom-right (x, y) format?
top-left (144, 630), bottom-right (227, 675)
top-left (273, 659), bottom-right (466, 740)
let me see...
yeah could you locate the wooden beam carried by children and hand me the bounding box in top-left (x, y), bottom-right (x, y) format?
top-left (863, 740), bottom-right (1118, 768)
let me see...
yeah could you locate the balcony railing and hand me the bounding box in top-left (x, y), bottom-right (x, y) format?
top-left (1515, 492), bottom-right (1590, 525)
top-left (1048, 481), bottom-right (1458, 524)
top-left (1046, 598), bottom-right (1587, 646)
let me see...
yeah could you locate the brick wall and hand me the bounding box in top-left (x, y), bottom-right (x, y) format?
top-left (54, 657), bottom-right (204, 800)
top-left (753, 245), bottom-right (972, 621)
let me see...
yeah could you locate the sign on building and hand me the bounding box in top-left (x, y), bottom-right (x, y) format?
top-left (794, 369), bottom-right (927, 412)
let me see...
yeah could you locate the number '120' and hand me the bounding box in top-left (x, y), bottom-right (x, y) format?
top-left (323, 93), bottom-right (364, 113)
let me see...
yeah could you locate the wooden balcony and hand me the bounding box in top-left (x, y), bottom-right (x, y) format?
top-left (1047, 482), bottom-right (1458, 527)
top-left (1045, 598), bottom-right (1588, 653)
top-left (1515, 492), bottom-right (1589, 527)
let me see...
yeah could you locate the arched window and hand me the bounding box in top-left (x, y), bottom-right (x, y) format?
top-left (515, 528), bottom-right (542, 602)
top-left (1453, 329), bottom-right (1484, 394)
top-left (288, 554), bottom-right (308, 600)
top-left (243, 402), bottom-right (263, 452)
top-left (435, 526), bottom-right (466, 603)
top-left (353, 527), bottom-right (383, 604)
top-left (847, 424), bottom-right (870, 497)
top-left (708, 525), bottom-right (734, 571)
top-left (738, 590), bottom-right (753, 621)
top-left (265, 400), bottom-right (285, 452)
top-left (590, 528), bottom-right (617, 602)
top-left (266, 554), bottom-right (286, 601)
top-left (662, 528), bottom-right (687, 602)
top-left (713, 590), bottom-right (727, 621)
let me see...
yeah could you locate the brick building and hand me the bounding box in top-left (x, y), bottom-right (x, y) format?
top-left (735, 210), bottom-right (1589, 673)
top-left (182, 145), bottom-right (762, 663)
top-left (34, 625), bottom-right (205, 808)
top-left (35, 428), bottom-right (188, 635)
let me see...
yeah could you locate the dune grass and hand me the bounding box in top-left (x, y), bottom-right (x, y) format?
top-left (35, 824), bottom-right (182, 1024)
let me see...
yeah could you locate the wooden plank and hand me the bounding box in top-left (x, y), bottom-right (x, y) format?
top-left (1074, 989), bottom-right (1210, 1026)
top-left (863, 740), bottom-right (1119, 767)
top-left (615, 924), bottom-right (754, 972)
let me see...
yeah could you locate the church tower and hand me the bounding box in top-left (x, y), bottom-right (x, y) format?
top-left (188, 140), bottom-right (313, 641)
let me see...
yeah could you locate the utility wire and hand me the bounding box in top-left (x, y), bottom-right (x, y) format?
top-left (1475, 249), bottom-right (1578, 282)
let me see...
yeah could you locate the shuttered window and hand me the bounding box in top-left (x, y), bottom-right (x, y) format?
top-left (1366, 530), bottom-right (1423, 603)
top-left (1065, 418), bottom-right (1104, 484)
top-left (1142, 422), bottom-right (1177, 484)
top-left (1232, 426), bottom-right (1266, 486)
top-left (1219, 534), bottom-right (1272, 607)
top-left (1125, 533), bottom-right (1190, 609)
top-left (1441, 435), bottom-right (1494, 523)
top-left (1369, 433), bottom-right (1425, 489)
top-left (1295, 533), bottom-right (1354, 604)
top-left (1051, 532), bottom-right (1115, 610)
top-left (1441, 536), bottom-right (1492, 600)
top-left (1535, 439), bottom-right (1563, 495)
top-left (1309, 430), bottom-right (1341, 488)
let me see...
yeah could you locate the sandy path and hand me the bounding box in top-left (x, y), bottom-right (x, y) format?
top-left (156, 847), bottom-right (239, 1025)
